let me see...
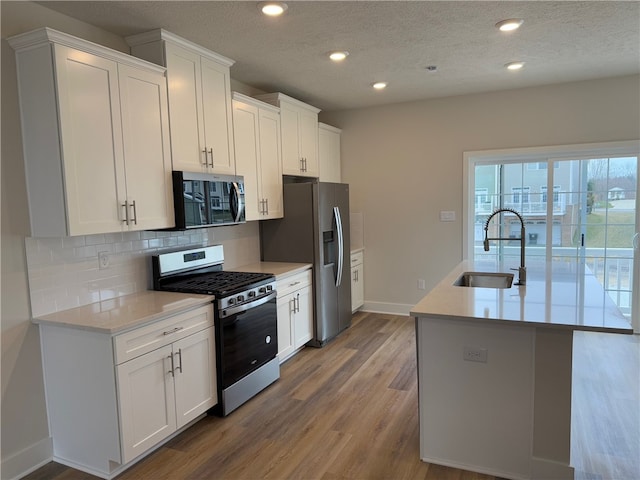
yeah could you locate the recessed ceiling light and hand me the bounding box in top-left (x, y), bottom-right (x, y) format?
top-left (259, 2), bottom-right (288, 16)
top-left (372, 82), bottom-right (387, 90)
top-left (505, 61), bottom-right (525, 70)
top-left (496, 18), bottom-right (524, 32)
top-left (329, 51), bottom-right (349, 62)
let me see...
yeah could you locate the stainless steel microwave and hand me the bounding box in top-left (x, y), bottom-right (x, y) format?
top-left (173, 171), bottom-right (245, 229)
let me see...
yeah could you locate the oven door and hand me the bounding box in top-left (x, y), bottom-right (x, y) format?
top-left (218, 292), bottom-right (278, 388)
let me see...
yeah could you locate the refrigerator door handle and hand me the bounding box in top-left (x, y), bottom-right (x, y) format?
top-left (334, 206), bottom-right (344, 287)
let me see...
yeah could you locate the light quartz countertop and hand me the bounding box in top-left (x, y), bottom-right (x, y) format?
top-left (411, 259), bottom-right (632, 334)
top-left (32, 290), bottom-right (214, 334)
top-left (228, 261), bottom-right (312, 279)
top-left (32, 263), bottom-right (311, 334)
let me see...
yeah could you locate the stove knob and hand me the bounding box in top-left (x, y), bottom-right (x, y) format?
top-left (237, 294), bottom-right (245, 302)
top-left (228, 298), bottom-right (235, 305)
top-left (258, 287), bottom-right (266, 293)
top-left (266, 285), bottom-right (273, 291)
top-left (248, 291), bottom-right (256, 298)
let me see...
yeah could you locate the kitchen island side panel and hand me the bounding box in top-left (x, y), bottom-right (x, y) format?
top-left (417, 316), bottom-right (535, 480)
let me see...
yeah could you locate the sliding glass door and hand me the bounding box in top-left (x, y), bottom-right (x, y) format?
top-left (465, 142), bottom-right (639, 331)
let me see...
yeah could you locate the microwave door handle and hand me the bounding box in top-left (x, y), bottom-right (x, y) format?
top-left (231, 182), bottom-right (243, 222)
top-left (334, 206), bottom-right (344, 287)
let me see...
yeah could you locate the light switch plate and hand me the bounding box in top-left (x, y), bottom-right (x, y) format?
top-left (440, 210), bottom-right (456, 222)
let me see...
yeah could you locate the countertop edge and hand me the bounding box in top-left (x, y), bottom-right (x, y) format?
top-left (32, 293), bottom-right (215, 335)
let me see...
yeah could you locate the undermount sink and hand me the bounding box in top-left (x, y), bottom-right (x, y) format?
top-left (453, 272), bottom-right (514, 289)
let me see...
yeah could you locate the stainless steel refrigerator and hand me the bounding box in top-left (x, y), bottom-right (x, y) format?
top-left (260, 181), bottom-right (351, 347)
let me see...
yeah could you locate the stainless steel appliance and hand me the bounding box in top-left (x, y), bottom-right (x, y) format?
top-left (260, 181), bottom-right (351, 346)
top-left (172, 171), bottom-right (245, 229)
top-left (152, 245), bottom-right (278, 416)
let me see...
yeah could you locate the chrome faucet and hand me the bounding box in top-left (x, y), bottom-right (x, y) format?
top-left (483, 208), bottom-right (526, 285)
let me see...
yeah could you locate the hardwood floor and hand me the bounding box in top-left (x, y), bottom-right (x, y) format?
top-left (571, 330), bottom-right (640, 480)
top-left (24, 312), bottom-right (639, 480)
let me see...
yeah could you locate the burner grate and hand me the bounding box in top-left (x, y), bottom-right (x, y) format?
top-left (160, 271), bottom-right (274, 296)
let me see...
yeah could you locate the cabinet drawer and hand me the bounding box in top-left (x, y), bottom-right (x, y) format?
top-left (351, 251), bottom-right (363, 267)
top-left (114, 304), bottom-right (214, 364)
top-left (276, 269), bottom-right (312, 298)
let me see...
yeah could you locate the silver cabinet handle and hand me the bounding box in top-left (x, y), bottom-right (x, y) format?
top-left (131, 200), bottom-right (137, 225)
top-left (289, 281), bottom-right (300, 287)
top-left (163, 326), bottom-right (184, 336)
top-left (296, 293), bottom-right (300, 313)
top-left (265, 198), bottom-right (269, 215)
top-left (201, 148), bottom-right (209, 166)
top-left (168, 353), bottom-right (175, 377)
top-left (121, 201), bottom-right (129, 225)
top-left (208, 148), bottom-right (214, 168)
top-left (176, 348), bottom-right (183, 374)
top-left (290, 297), bottom-right (295, 314)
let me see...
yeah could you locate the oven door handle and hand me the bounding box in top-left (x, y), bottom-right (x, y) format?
top-left (219, 290), bottom-right (277, 318)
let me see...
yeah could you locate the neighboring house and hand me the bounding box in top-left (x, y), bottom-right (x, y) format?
top-left (474, 161), bottom-right (581, 246)
top-left (608, 187), bottom-right (626, 200)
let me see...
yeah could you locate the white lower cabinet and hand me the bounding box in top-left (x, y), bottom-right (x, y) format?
top-left (276, 269), bottom-right (313, 363)
top-left (38, 303), bottom-right (216, 479)
top-left (351, 251), bottom-right (364, 312)
top-left (116, 326), bottom-right (216, 463)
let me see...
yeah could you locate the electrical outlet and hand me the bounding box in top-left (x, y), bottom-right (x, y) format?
top-left (417, 279), bottom-right (426, 290)
top-left (98, 251), bottom-right (110, 270)
top-left (463, 346), bottom-right (488, 363)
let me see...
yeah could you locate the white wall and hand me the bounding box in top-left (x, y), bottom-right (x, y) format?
top-left (321, 75), bottom-right (640, 314)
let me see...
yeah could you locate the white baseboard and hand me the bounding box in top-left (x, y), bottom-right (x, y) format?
top-left (531, 457), bottom-right (575, 479)
top-left (1, 436), bottom-right (52, 480)
top-left (361, 301), bottom-right (413, 316)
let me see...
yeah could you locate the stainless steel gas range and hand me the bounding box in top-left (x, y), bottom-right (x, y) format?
top-left (152, 245), bottom-right (278, 416)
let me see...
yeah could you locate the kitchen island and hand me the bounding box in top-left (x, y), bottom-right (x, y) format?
top-left (411, 259), bottom-right (632, 480)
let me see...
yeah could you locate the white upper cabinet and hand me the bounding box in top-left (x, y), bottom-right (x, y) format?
top-left (127, 29), bottom-right (236, 175)
top-left (232, 93), bottom-right (283, 221)
top-left (254, 93), bottom-right (320, 178)
top-left (318, 122), bottom-right (342, 183)
top-left (9, 28), bottom-right (174, 237)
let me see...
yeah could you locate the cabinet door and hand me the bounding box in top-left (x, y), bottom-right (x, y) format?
top-left (293, 286), bottom-right (313, 348)
top-left (200, 56), bottom-right (235, 175)
top-left (299, 109), bottom-right (319, 177)
top-left (117, 345), bottom-right (176, 463)
top-left (276, 294), bottom-right (295, 362)
top-left (279, 104), bottom-right (302, 175)
top-left (173, 327), bottom-right (217, 429)
top-left (54, 44), bottom-right (126, 235)
top-left (232, 100), bottom-right (261, 221)
top-left (164, 43), bottom-right (207, 172)
top-left (118, 64), bottom-right (174, 230)
top-left (258, 108), bottom-right (283, 219)
top-left (352, 264), bottom-right (364, 312)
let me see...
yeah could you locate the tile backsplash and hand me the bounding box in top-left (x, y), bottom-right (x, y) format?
top-left (25, 223), bottom-right (260, 317)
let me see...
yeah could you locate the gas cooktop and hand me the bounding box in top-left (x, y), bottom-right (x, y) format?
top-left (158, 270), bottom-right (274, 296)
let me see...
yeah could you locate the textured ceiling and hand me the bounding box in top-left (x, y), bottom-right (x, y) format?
top-left (37, 1), bottom-right (640, 111)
